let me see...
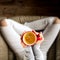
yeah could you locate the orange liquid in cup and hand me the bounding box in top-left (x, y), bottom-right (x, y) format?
top-left (23, 31), bottom-right (37, 45)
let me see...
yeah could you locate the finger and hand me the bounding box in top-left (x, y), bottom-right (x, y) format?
top-left (21, 41), bottom-right (27, 48)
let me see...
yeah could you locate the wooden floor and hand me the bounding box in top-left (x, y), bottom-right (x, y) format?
top-left (0, 0), bottom-right (60, 17)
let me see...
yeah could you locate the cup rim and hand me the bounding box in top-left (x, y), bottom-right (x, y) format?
top-left (23, 31), bottom-right (37, 45)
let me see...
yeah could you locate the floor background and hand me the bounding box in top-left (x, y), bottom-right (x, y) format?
top-left (0, 0), bottom-right (60, 17)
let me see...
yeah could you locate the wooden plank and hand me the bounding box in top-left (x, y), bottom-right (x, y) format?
top-left (0, 5), bottom-right (60, 16)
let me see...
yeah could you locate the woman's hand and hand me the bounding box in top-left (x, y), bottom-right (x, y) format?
top-left (21, 30), bottom-right (44, 47)
top-left (36, 32), bottom-right (44, 44)
top-left (32, 30), bottom-right (44, 44)
top-left (21, 41), bottom-right (27, 48)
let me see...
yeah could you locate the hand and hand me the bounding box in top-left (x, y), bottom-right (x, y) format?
top-left (32, 30), bottom-right (44, 44)
top-left (21, 41), bottom-right (27, 48)
top-left (36, 32), bottom-right (44, 44)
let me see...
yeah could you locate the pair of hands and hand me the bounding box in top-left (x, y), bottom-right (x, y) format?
top-left (21, 30), bottom-right (44, 48)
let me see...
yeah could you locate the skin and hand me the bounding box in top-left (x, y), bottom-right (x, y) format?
top-left (0, 20), bottom-right (7, 26)
top-left (0, 17), bottom-right (60, 47)
top-left (53, 17), bottom-right (60, 24)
